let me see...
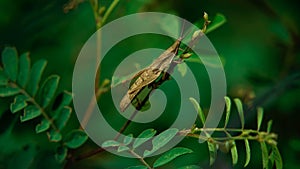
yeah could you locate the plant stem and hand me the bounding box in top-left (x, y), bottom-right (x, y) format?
top-left (114, 109), bottom-right (139, 140)
top-left (181, 127), bottom-right (277, 143)
top-left (9, 82), bottom-right (58, 131)
top-left (129, 149), bottom-right (152, 169)
top-left (74, 147), bottom-right (105, 161)
top-left (102, 0), bottom-right (119, 25)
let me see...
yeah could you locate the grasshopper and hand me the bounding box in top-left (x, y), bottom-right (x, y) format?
top-left (119, 24), bottom-right (186, 112)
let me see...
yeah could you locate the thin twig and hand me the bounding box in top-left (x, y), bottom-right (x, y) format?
top-left (102, 0), bottom-right (119, 25)
top-left (129, 150), bottom-right (152, 169)
top-left (114, 109), bottom-right (139, 140)
top-left (74, 147), bottom-right (105, 162)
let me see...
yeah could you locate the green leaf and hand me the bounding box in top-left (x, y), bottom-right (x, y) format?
top-left (53, 91), bottom-right (73, 112)
top-left (140, 100), bottom-right (151, 112)
top-left (153, 147), bottom-right (193, 168)
top-left (126, 165), bottom-right (147, 169)
top-left (55, 146), bottom-right (68, 163)
top-left (17, 52), bottom-right (30, 87)
top-left (260, 142), bottom-right (269, 169)
top-left (0, 70), bottom-right (8, 85)
top-left (178, 165), bottom-right (202, 169)
top-left (244, 139), bottom-right (251, 167)
top-left (36, 118), bottom-right (51, 133)
top-left (47, 129), bottom-right (62, 142)
top-left (267, 120), bottom-right (273, 133)
top-left (10, 94), bottom-right (28, 113)
top-left (27, 60), bottom-right (47, 96)
top-left (143, 128), bottom-right (178, 157)
top-left (185, 54), bottom-right (225, 68)
top-left (206, 13), bottom-right (227, 34)
top-left (177, 63), bottom-right (187, 77)
top-left (224, 96), bottom-right (231, 128)
top-left (123, 134), bottom-right (133, 145)
top-left (64, 130), bottom-right (88, 149)
top-left (230, 141), bottom-right (238, 165)
top-left (189, 97), bottom-right (205, 126)
top-left (38, 75), bottom-right (60, 108)
top-left (0, 86), bottom-right (20, 97)
top-left (55, 106), bottom-right (72, 130)
top-left (219, 141), bottom-right (231, 153)
top-left (102, 140), bottom-right (121, 148)
top-left (270, 146), bottom-right (283, 169)
top-left (234, 98), bottom-right (244, 129)
top-left (257, 107), bottom-right (264, 131)
top-left (133, 129), bottom-right (156, 149)
top-left (1, 47), bottom-right (18, 81)
top-left (207, 141), bottom-right (217, 165)
top-left (117, 145), bottom-right (130, 152)
top-left (20, 105), bottom-right (41, 122)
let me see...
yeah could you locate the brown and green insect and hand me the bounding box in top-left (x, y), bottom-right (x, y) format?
top-left (119, 27), bottom-right (185, 112)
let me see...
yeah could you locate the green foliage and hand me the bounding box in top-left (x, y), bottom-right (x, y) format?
top-left (207, 141), bottom-right (217, 165)
top-left (234, 98), bottom-right (245, 129)
top-left (178, 165), bottom-right (202, 169)
top-left (1, 0), bottom-right (292, 168)
top-left (188, 97), bottom-right (282, 168)
top-left (102, 128), bottom-right (192, 169)
top-left (270, 146), bottom-right (283, 169)
top-left (0, 47), bottom-right (88, 163)
top-left (143, 128), bottom-right (178, 157)
top-left (126, 166), bottom-right (148, 169)
top-left (55, 146), bottom-right (68, 163)
top-left (230, 140), bottom-right (238, 165)
top-left (244, 139), bottom-right (251, 167)
top-left (260, 141), bottom-right (269, 169)
top-left (189, 97), bottom-right (205, 126)
top-left (102, 140), bottom-right (121, 148)
top-left (257, 107), bottom-right (264, 131)
top-left (224, 96), bottom-right (231, 128)
top-left (153, 147), bottom-right (193, 168)
top-left (133, 128), bottom-right (156, 149)
top-left (206, 13), bottom-right (226, 34)
top-left (64, 130), bottom-right (88, 149)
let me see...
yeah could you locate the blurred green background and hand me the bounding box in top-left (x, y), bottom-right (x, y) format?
top-left (0, 0), bottom-right (300, 168)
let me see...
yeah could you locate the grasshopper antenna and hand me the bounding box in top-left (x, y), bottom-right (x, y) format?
top-left (178, 20), bottom-right (186, 40)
